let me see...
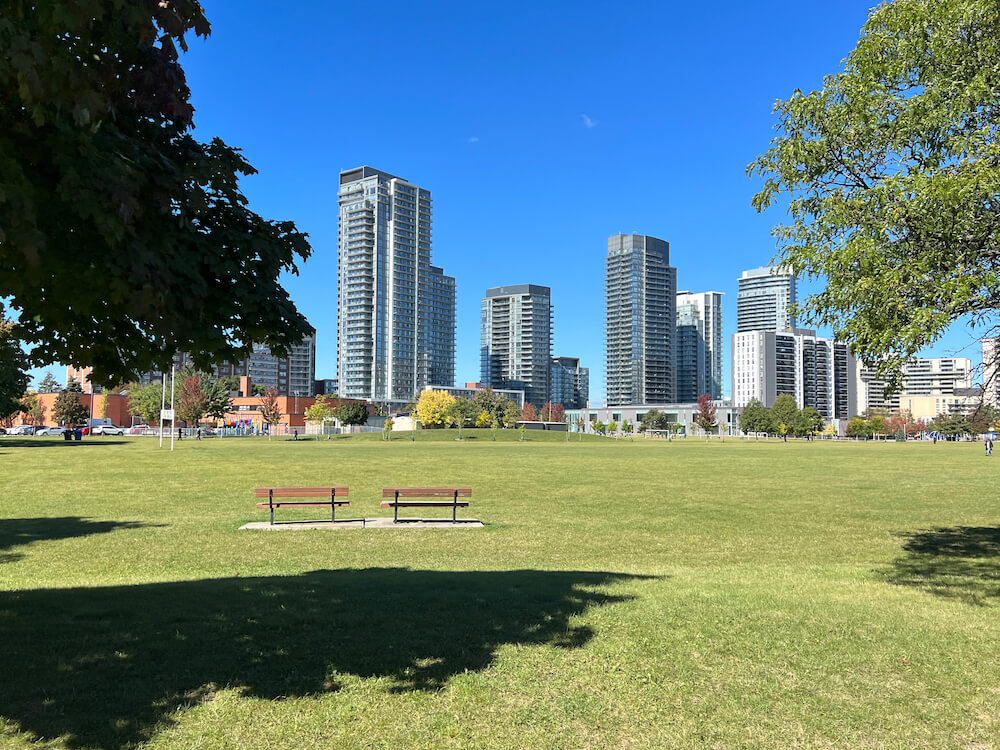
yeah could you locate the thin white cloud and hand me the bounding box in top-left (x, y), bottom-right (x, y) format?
top-left (581, 114), bottom-right (598, 129)
top-left (468, 136), bottom-right (480, 143)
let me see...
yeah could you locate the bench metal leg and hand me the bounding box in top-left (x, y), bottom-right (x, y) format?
top-left (394, 490), bottom-right (399, 523)
top-left (453, 490), bottom-right (458, 522)
top-left (269, 489), bottom-right (275, 525)
top-left (331, 488), bottom-right (336, 522)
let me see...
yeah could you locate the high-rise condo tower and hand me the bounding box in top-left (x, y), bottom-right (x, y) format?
top-left (605, 234), bottom-right (676, 405)
top-left (736, 266), bottom-right (796, 333)
top-left (480, 284), bottom-right (553, 408)
top-left (337, 167), bottom-right (455, 402)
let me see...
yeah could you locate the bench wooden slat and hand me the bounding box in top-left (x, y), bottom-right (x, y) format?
top-left (381, 487), bottom-right (472, 498)
top-left (255, 487), bottom-right (348, 498)
top-left (256, 501), bottom-right (350, 509)
top-left (380, 500), bottom-right (471, 508)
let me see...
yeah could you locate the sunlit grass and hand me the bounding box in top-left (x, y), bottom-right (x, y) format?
top-left (1, 432), bottom-right (998, 749)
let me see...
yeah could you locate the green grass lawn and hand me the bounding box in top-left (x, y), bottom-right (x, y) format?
top-left (2, 431), bottom-right (999, 749)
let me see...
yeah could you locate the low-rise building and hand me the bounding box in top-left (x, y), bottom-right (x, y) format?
top-left (565, 401), bottom-right (742, 436)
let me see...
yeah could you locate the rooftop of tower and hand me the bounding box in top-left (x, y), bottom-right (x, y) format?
top-left (339, 166), bottom-right (404, 184)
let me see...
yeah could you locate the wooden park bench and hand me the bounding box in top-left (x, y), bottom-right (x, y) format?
top-left (381, 487), bottom-right (472, 523)
top-left (255, 486), bottom-right (360, 525)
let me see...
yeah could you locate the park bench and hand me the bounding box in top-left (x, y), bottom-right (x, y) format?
top-left (380, 487), bottom-right (472, 523)
top-left (255, 486), bottom-right (359, 525)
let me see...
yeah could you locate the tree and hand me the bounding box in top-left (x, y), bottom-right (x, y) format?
top-left (336, 401), bottom-right (369, 427)
top-left (258, 387), bottom-right (282, 437)
top-left (175, 375), bottom-right (208, 425)
top-left (470, 387), bottom-right (510, 426)
top-left (382, 416), bottom-right (394, 441)
top-left (538, 402), bottom-right (565, 422)
top-left (739, 399), bottom-right (772, 437)
top-left (125, 381), bottom-right (164, 426)
top-left (444, 398), bottom-right (475, 437)
top-left (847, 416), bottom-right (868, 437)
top-left (37, 372), bottom-right (61, 394)
top-left (796, 407), bottom-right (825, 438)
top-left (476, 410), bottom-right (491, 428)
top-left (304, 395), bottom-right (339, 424)
top-left (621, 419), bottom-right (632, 437)
top-left (19, 392), bottom-right (45, 425)
top-left (928, 412), bottom-right (970, 439)
top-left (639, 409), bottom-right (669, 433)
top-left (771, 395), bottom-right (799, 441)
top-left (0, 2), bottom-right (314, 387)
top-left (503, 401), bottom-right (520, 428)
top-left (65, 377), bottom-right (83, 393)
top-left (968, 405), bottom-right (1000, 435)
top-left (53, 391), bottom-right (88, 427)
top-left (203, 378), bottom-right (234, 422)
top-left (868, 414), bottom-right (889, 437)
top-left (216, 375), bottom-right (240, 393)
top-left (693, 394), bottom-right (718, 436)
top-left (749, 0), bottom-right (1000, 391)
top-left (521, 402), bottom-right (538, 422)
top-left (0, 314), bottom-right (30, 420)
top-left (608, 420), bottom-right (618, 435)
top-left (416, 389), bottom-right (455, 428)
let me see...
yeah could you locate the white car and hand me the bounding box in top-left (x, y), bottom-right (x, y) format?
top-left (91, 425), bottom-right (125, 436)
top-left (35, 427), bottom-right (66, 436)
top-left (7, 425), bottom-right (36, 436)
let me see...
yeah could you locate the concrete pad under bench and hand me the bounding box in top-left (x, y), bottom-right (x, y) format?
top-left (240, 517), bottom-right (484, 530)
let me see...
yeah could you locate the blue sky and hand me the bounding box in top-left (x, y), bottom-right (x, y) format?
top-left (35, 0), bottom-right (987, 396)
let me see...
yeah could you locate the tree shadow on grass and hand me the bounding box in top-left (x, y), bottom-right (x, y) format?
top-left (881, 525), bottom-right (1000, 606)
top-left (0, 517), bottom-right (153, 564)
top-left (0, 439), bottom-right (129, 449)
top-left (0, 568), bottom-right (654, 750)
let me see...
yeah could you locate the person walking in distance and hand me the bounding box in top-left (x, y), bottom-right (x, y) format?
top-left (986, 437), bottom-right (994, 457)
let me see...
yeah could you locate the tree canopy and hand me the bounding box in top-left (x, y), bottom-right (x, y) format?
top-left (0, 1), bottom-right (313, 386)
top-left (749, 0), bottom-right (1000, 389)
top-left (415, 389), bottom-right (454, 428)
top-left (124, 380), bottom-right (163, 425)
top-left (0, 314), bottom-right (30, 419)
top-left (336, 401), bottom-right (369, 427)
top-left (53, 391), bottom-right (88, 427)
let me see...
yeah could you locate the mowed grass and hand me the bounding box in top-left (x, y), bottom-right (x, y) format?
top-left (2, 430), bottom-right (999, 749)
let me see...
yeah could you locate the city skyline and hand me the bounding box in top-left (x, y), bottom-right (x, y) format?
top-left (24, 1), bottom-right (990, 400)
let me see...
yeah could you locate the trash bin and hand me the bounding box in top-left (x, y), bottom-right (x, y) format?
top-left (73, 428), bottom-right (82, 441)
top-left (63, 429), bottom-right (72, 441)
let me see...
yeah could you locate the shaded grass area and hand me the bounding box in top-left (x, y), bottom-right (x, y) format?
top-left (882, 525), bottom-right (1000, 605)
top-left (1, 568), bottom-right (645, 749)
top-left (2, 432), bottom-right (1000, 748)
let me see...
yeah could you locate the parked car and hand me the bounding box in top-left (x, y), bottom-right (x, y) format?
top-left (35, 427), bottom-right (66, 436)
top-left (91, 425), bottom-right (125, 436)
top-left (7, 425), bottom-right (35, 436)
top-left (128, 425), bottom-right (155, 435)
top-left (73, 425), bottom-right (92, 436)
